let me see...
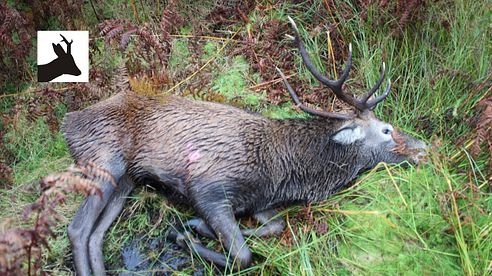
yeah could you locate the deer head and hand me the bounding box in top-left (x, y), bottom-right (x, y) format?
top-left (276, 17), bottom-right (427, 168)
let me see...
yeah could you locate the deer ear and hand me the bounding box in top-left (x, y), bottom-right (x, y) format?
top-left (52, 43), bottom-right (65, 57)
top-left (331, 126), bottom-right (365, 145)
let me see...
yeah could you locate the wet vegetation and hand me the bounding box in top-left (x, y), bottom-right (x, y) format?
top-left (0, 0), bottom-right (491, 275)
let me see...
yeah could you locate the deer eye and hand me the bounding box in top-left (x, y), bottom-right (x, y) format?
top-left (382, 128), bottom-right (392, 135)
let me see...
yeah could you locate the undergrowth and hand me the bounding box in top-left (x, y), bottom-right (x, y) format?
top-left (0, 0), bottom-right (491, 275)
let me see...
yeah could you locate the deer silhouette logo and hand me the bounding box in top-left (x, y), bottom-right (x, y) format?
top-left (38, 34), bottom-right (81, 82)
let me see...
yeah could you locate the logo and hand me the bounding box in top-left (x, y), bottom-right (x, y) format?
top-left (37, 31), bottom-right (88, 82)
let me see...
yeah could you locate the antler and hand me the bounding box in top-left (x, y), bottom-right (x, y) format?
top-left (275, 67), bottom-right (353, 119)
top-left (59, 34), bottom-right (73, 54)
top-left (277, 16), bottom-right (391, 119)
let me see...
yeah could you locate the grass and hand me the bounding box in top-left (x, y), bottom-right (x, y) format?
top-left (1, 0), bottom-right (491, 275)
top-left (1, 113), bottom-right (72, 218)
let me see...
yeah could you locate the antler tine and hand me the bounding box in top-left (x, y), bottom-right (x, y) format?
top-left (361, 62), bottom-right (385, 103)
top-left (283, 16), bottom-right (392, 115)
top-left (367, 79), bottom-right (391, 109)
top-left (275, 66), bottom-right (353, 120)
top-left (337, 43), bottom-right (352, 84)
top-left (59, 34), bottom-right (73, 54)
top-left (287, 16), bottom-right (363, 110)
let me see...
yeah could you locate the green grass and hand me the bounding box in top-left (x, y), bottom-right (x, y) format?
top-left (0, 113), bottom-right (72, 218)
top-left (1, 0), bottom-right (491, 275)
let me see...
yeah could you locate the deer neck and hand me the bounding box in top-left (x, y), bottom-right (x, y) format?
top-left (262, 118), bottom-right (365, 205)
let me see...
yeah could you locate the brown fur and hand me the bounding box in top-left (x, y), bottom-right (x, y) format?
top-left (62, 89), bottom-right (426, 274)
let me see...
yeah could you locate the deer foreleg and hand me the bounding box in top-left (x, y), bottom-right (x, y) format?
top-left (182, 209), bottom-right (284, 240)
top-left (187, 180), bottom-right (253, 269)
top-left (168, 229), bottom-right (230, 267)
top-left (181, 218), bottom-right (216, 239)
top-left (241, 209), bottom-right (285, 237)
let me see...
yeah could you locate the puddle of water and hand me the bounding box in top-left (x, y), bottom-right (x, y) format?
top-left (121, 239), bottom-right (148, 272)
top-left (119, 235), bottom-right (205, 275)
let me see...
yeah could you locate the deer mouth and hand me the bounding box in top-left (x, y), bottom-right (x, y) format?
top-left (392, 131), bottom-right (428, 164)
top-left (410, 148), bottom-right (428, 164)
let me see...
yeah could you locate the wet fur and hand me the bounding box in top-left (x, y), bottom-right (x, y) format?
top-left (62, 92), bottom-right (372, 212)
top-left (62, 91), bottom-right (422, 274)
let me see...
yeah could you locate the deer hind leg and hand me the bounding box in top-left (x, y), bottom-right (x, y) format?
top-left (68, 180), bottom-right (117, 276)
top-left (67, 162), bottom-right (125, 276)
top-left (88, 174), bottom-right (135, 276)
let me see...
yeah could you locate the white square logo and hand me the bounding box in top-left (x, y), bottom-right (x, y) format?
top-left (37, 31), bottom-right (89, 82)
